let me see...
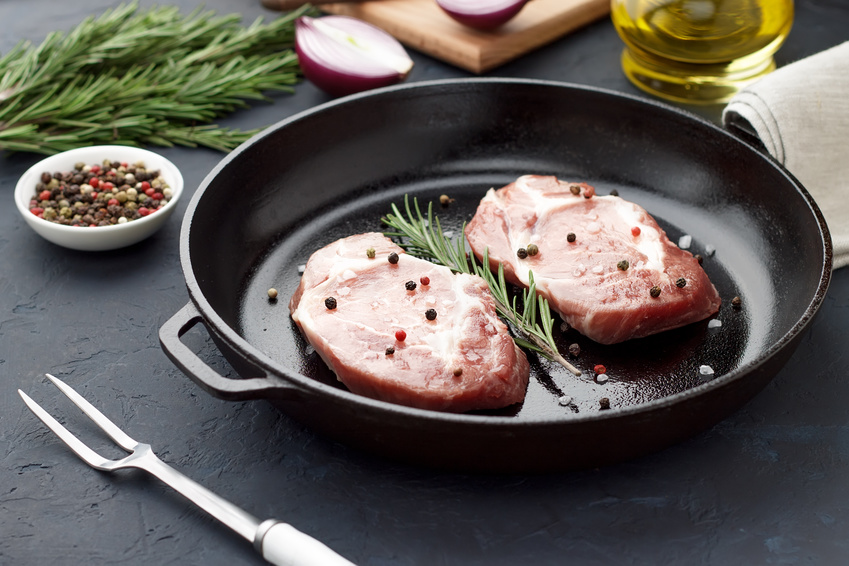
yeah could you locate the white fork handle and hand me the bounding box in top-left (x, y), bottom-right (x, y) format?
top-left (134, 446), bottom-right (356, 565)
top-left (257, 521), bottom-right (357, 566)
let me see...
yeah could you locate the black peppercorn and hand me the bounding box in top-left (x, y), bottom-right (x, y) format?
top-left (695, 254), bottom-right (704, 265)
top-left (405, 280), bottom-right (417, 291)
top-left (609, 189), bottom-right (619, 196)
top-left (325, 297), bottom-right (337, 309)
top-left (425, 308), bottom-right (437, 321)
top-left (650, 286), bottom-right (661, 298)
top-left (388, 252), bottom-right (399, 264)
top-left (385, 346), bottom-right (395, 355)
top-left (516, 247), bottom-right (528, 259)
top-left (731, 296), bottom-right (742, 309)
top-left (453, 368), bottom-right (463, 377)
top-left (599, 398), bottom-right (611, 410)
top-left (567, 233), bottom-right (576, 243)
top-left (676, 277), bottom-right (687, 288)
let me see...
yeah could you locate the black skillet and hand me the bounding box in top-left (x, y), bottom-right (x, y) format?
top-left (159, 79), bottom-right (831, 473)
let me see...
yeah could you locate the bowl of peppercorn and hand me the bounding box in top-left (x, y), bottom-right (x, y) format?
top-left (14, 145), bottom-right (184, 251)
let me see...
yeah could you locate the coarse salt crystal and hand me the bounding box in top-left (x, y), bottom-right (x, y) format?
top-left (678, 234), bottom-right (692, 249)
top-left (443, 230), bottom-right (454, 238)
top-left (426, 295), bottom-right (437, 305)
top-left (298, 264), bottom-right (306, 274)
top-left (699, 365), bottom-right (714, 376)
top-left (592, 265), bottom-right (604, 275)
top-left (586, 221), bottom-right (601, 234)
top-left (337, 287), bottom-right (351, 297)
top-left (560, 322), bottom-right (569, 332)
top-left (305, 345), bottom-right (315, 355)
top-left (558, 395), bottom-right (572, 406)
top-left (705, 244), bottom-right (716, 257)
top-left (596, 373), bottom-right (609, 384)
top-left (708, 319), bottom-right (722, 329)
top-left (340, 269), bottom-right (357, 281)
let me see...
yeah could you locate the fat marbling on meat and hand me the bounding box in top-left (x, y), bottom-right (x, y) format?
top-left (465, 175), bottom-right (721, 344)
top-left (289, 233), bottom-right (529, 412)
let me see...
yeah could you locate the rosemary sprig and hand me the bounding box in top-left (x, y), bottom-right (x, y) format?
top-left (0, 2), bottom-right (312, 155)
top-left (382, 196), bottom-right (581, 376)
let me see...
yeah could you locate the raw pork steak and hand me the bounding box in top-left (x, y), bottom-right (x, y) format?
top-left (465, 175), bottom-right (721, 344)
top-left (289, 232), bottom-right (529, 412)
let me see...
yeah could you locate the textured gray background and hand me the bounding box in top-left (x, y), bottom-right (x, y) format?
top-left (2, 1), bottom-right (849, 564)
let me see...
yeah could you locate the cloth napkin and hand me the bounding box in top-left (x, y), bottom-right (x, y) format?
top-left (722, 41), bottom-right (849, 270)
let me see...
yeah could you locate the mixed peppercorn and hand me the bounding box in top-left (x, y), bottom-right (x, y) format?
top-left (28, 159), bottom-right (172, 227)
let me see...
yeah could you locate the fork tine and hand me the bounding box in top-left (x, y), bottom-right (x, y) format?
top-left (18, 389), bottom-right (111, 469)
top-left (44, 373), bottom-right (137, 452)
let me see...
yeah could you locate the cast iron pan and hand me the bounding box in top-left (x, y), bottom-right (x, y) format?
top-left (159, 79), bottom-right (831, 473)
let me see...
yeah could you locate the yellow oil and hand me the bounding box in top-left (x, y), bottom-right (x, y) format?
top-left (611, 0), bottom-right (794, 104)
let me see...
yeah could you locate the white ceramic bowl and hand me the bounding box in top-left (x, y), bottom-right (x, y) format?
top-left (14, 145), bottom-right (184, 251)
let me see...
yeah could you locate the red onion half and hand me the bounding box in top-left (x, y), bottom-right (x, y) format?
top-left (435, 0), bottom-right (530, 30)
top-left (295, 16), bottom-right (414, 97)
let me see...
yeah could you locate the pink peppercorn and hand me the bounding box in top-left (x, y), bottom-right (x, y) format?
top-left (420, 276), bottom-right (430, 286)
top-left (594, 364), bottom-right (606, 375)
top-left (138, 207), bottom-right (151, 216)
top-left (89, 177), bottom-right (100, 189)
top-left (152, 192), bottom-right (164, 201)
top-left (38, 190), bottom-right (52, 201)
top-left (107, 198), bottom-right (119, 206)
top-left (141, 181), bottom-right (151, 191)
top-left (395, 330), bottom-right (407, 341)
top-left (631, 226), bottom-right (641, 237)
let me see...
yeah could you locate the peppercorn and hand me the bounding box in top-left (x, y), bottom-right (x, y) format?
top-left (395, 329), bottom-right (406, 341)
top-left (516, 247), bottom-right (528, 259)
top-left (405, 280), bottom-right (417, 291)
top-left (439, 194), bottom-right (454, 206)
top-left (385, 346), bottom-right (395, 355)
top-left (617, 260), bottom-right (629, 271)
top-left (695, 254), bottom-right (704, 265)
top-left (420, 276), bottom-right (430, 286)
top-left (567, 233), bottom-right (576, 243)
top-left (325, 297), bottom-right (337, 309)
top-left (366, 247), bottom-right (376, 259)
top-left (425, 308), bottom-right (437, 321)
top-left (568, 343), bottom-right (580, 357)
top-left (650, 285), bottom-right (661, 298)
top-left (453, 368), bottom-right (463, 377)
top-left (676, 277), bottom-right (687, 288)
top-left (731, 296), bottom-right (742, 309)
top-left (526, 243), bottom-right (539, 256)
top-left (388, 252), bottom-right (399, 264)
top-left (599, 398), bottom-right (611, 410)
top-left (594, 364), bottom-right (606, 375)
top-left (609, 189), bottom-right (619, 196)
top-left (569, 184), bottom-right (581, 195)
top-left (267, 288), bottom-right (278, 300)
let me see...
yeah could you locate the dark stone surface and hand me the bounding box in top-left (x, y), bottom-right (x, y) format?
top-left (1, 1), bottom-right (848, 564)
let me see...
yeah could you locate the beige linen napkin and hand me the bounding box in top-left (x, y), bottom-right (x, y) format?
top-left (722, 41), bottom-right (849, 269)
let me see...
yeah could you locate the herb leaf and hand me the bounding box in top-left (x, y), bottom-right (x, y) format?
top-left (0, 1), bottom-right (312, 155)
top-left (382, 195), bottom-right (581, 376)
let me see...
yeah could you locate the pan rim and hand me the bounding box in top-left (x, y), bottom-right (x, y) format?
top-left (178, 77), bottom-right (833, 427)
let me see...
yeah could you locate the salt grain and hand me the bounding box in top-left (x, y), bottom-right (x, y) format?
top-left (699, 365), bottom-right (714, 376)
top-left (592, 265), bottom-right (604, 275)
top-left (596, 373), bottom-right (609, 384)
top-left (705, 244), bottom-right (716, 257)
top-left (305, 345), bottom-right (315, 355)
top-left (298, 264), bottom-right (306, 274)
top-left (337, 287), bottom-right (351, 297)
top-left (340, 269), bottom-right (357, 281)
top-left (678, 234), bottom-right (692, 249)
top-left (558, 395), bottom-right (573, 406)
top-left (708, 319), bottom-right (722, 329)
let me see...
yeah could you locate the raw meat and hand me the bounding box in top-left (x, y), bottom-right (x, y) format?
top-left (465, 175), bottom-right (721, 344)
top-left (289, 232), bottom-right (530, 412)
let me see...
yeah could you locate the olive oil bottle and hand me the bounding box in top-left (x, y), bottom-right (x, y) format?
top-left (611, 0), bottom-right (794, 104)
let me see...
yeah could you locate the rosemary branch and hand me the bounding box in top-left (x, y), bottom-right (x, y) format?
top-left (0, 1), bottom-right (312, 154)
top-left (382, 196), bottom-right (581, 376)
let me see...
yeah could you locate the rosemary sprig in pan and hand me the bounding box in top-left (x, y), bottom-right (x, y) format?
top-left (382, 196), bottom-right (582, 376)
top-left (0, 1), bottom-right (312, 155)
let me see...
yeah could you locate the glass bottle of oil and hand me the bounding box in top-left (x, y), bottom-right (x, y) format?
top-left (611, 0), bottom-right (794, 104)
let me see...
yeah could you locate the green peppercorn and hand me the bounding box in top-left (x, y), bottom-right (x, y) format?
top-left (366, 247), bottom-right (376, 259)
top-left (325, 297), bottom-right (337, 309)
top-left (388, 252), bottom-right (399, 264)
top-left (425, 308), bottom-right (437, 321)
top-left (650, 286), bottom-right (661, 298)
top-left (617, 260), bottom-right (629, 271)
top-left (526, 243), bottom-right (539, 256)
top-left (516, 247), bottom-right (528, 259)
top-left (567, 233), bottom-right (576, 243)
top-left (676, 277), bottom-right (687, 288)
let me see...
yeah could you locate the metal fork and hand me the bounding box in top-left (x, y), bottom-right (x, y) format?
top-left (18, 373), bottom-right (355, 566)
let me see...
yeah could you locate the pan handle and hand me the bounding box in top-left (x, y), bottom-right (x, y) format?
top-left (159, 302), bottom-right (300, 401)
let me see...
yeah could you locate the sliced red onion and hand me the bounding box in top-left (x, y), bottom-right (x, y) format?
top-left (295, 16), bottom-right (414, 97)
top-left (436, 0), bottom-right (530, 30)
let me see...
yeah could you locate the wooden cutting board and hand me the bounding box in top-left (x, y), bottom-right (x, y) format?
top-left (321, 0), bottom-right (611, 74)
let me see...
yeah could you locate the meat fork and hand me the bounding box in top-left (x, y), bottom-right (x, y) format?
top-left (18, 374), bottom-right (355, 566)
